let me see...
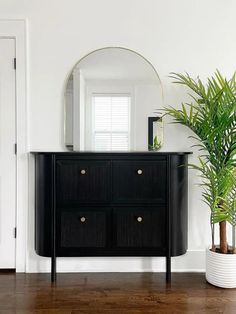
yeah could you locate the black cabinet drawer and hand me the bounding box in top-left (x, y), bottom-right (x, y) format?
top-left (58, 208), bottom-right (108, 249)
top-left (113, 207), bottom-right (166, 249)
top-left (35, 152), bottom-right (189, 259)
top-left (113, 160), bottom-right (167, 203)
top-left (56, 160), bottom-right (111, 203)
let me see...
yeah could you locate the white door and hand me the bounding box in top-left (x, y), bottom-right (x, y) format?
top-left (0, 38), bottom-right (16, 268)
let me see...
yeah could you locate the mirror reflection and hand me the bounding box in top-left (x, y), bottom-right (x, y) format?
top-left (65, 47), bottom-right (163, 151)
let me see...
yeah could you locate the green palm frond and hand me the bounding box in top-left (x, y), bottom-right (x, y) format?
top-left (165, 70), bottom-right (236, 227)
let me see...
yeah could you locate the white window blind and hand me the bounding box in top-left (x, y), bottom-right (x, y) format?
top-left (92, 94), bottom-right (131, 151)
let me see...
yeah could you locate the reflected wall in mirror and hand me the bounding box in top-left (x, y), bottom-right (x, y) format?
top-left (148, 117), bottom-right (164, 151)
top-left (65, 47), bottom-right (163, 151)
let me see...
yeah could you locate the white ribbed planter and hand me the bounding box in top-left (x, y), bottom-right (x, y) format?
top-left (206, 247), bottom-right (236, 288)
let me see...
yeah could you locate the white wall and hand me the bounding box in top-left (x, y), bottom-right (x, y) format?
top-left (1, 0), bottom-right (236, 272)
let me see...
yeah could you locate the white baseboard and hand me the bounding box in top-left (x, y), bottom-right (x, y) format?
top-left (26, 249), bottom-right (206, 273)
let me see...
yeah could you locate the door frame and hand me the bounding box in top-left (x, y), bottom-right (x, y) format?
top-left (0, 20), bottom-right (27, 272)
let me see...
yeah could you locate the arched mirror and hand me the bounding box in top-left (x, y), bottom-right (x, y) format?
top-left (64, 47), bottom-right (163, 151)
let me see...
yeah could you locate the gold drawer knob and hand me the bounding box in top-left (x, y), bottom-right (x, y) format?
top-left (80, 169), bottom-right (86, 175)
top-left (80, 216), bottom-right (86, 223)
top-left (137, 169), bottom-right (143, 175)
top-left (137, 216), bottom-right (143, 222)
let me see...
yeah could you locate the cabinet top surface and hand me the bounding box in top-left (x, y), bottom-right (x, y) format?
top-left (31, 151), bottom-right (192, 155)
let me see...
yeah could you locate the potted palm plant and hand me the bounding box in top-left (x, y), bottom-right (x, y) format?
top-left (165, 71), bottom-right (236, 288)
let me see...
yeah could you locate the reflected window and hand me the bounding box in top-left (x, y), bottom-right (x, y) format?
top-left (92, 94), bottom-right (131, 151)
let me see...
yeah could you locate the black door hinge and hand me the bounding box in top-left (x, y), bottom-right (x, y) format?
top-left (14, 227), bottom-right (17, 238)
top-left (13, 58), bottom-right (16, 70)
top-left (14, 143), bottom-right (17, 155)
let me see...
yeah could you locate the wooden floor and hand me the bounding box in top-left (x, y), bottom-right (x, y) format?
top-left (0, 272), bottom-right (235, 313)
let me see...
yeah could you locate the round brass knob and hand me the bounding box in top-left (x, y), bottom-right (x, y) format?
top-left (137, 169), bottom-right (143, 175)
top-left (137, 216), bottom-right (143, 222)
top-left (80, 169), bottom-right (86, 175)
top-left (80, 216), bottom-right (86, 223)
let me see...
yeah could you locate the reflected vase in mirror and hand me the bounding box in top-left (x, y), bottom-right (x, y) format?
top-left (64, 47), bottom-right (163, 151)
top-left (148, 117), bottom-right (163, 151)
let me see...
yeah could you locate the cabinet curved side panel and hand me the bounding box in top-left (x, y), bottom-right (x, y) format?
top-left (35, 154), bottom-right (53, 257)
top-left (170, 155), bottom-right (188, 256)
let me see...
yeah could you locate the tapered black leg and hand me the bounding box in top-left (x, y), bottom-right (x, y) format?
top-left (166, 256), bottom-right (171, 282)
top-left (51, 255), bottom-right (56, 282)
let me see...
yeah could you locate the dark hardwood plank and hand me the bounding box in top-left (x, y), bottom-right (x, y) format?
top-left (0, 272), bottom-right (235, 313)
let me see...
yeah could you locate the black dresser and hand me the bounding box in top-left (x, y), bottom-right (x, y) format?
top-left (33, 152), bottom-right (191, 282)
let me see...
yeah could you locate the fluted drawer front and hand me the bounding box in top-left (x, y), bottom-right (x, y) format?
top-left (113, 160), bottom-right (167, 203)
top-left (56, 160), bottom-right (111, 203)
top-left (114, 207), bottom-right (166, 248)
top-left (59, 209), bottom-right (107, 248)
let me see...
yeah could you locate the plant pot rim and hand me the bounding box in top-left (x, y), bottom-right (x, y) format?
top-left (206, 246), bottom-right (236, 257)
